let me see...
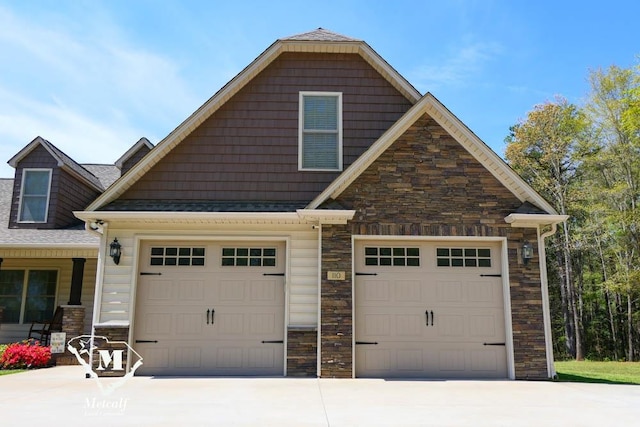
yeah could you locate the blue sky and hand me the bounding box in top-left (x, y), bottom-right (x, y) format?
top-left (1, 0), bottom-right (638, 177)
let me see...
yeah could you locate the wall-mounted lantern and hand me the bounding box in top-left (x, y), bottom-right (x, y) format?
top-left (522, 241), bottom-right (534, 265)
top-left (109, 238), bottom-right (122, 265)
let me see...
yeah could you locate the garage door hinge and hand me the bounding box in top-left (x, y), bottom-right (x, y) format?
top-left (355, 272), bottom-right (377, 276)
top-left (135, 340), bottom-right (158, 343)
top-left (483, 342), bottom-right (506, 346)
top-left (480, 274), bottom-right (501, 277)
top-left (140, 272), bottom-right (162, 276)
top-left (261, 340), bottom-right (284, 344)
top-left (263, 273), bottom-right (285, 276)
top-left (355, 341), bottom-right (378, 345)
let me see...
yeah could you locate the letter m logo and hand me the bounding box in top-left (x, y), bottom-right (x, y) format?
top-left (96, 349), bottom-right (124, 371)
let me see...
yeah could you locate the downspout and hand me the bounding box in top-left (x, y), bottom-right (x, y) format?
top-left (315, 223), bottom-right (322, 378)
top-left (538, 223), bottom-right (558, 378)
top-left (84, 220), bottom-right (108, 378)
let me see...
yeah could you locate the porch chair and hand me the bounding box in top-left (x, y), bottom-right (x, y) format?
top-left (28, 306), bottom-right (63, 346)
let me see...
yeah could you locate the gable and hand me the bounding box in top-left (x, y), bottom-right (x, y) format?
top-left (106, 52), bottom-right (413, 208)
top-left (310, 93), bottom-right (558, 215)
top-left (333, 113), bottom-right (523, 224)
top-left (86, 30), bottom-right (421, 211)
top-left (9, 144), bottom-right (101, 229)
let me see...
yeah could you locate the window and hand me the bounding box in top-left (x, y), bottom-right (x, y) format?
top-left (365, 247), bottom-right (420, 267)
top-left (150, 247), bottom-right (206, 266)
top-left (18, 169), bottom-right (52, 222)
top-left (221, 247), bottom-right (277, 267)
top-left (436, 248), bottom-right (492, 268)
top-left (299, 92), bottom-right (342, 171)
top-left (0, 270), bottom-right (57, 324)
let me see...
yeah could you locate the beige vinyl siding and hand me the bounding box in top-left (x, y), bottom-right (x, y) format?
top-left (98, 223), bottom-right (319, 327)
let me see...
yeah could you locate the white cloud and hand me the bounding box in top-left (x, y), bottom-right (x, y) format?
top-left (410, 41), bottom-right (503, 92)
top-left (0, 4), bottom-right (200, 177)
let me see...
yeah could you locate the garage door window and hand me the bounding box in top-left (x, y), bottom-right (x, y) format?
top-left (222, 248), bottom-right (277, 267)
top-left (364, 247), bottom-right (420, 266)
top-left (436, 248), bottom-right (491, 267)
top-left (150, 247), bottom-right (206, 266)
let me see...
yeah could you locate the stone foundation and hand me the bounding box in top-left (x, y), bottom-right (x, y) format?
top-left (287, 327), bottom-right (317, 377)
top-left (92, 325), bottom-right (131, 377)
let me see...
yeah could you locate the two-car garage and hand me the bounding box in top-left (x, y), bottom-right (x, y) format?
top-left (131, 238), bottom-right (511, 379)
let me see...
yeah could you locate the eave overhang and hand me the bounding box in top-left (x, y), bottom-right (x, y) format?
top-left (74, 209), bottom-right (356, 226)
top-left (504, 213), bottom-right (569, 228)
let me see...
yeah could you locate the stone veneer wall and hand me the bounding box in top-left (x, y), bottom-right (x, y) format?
top-left (53, 305), bottom-right (85, 365)
top-left (287, 327), bottom-right (318, 377)
top-left (319, 113), bottom-right (550, 379)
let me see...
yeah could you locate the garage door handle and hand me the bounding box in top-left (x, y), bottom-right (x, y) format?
top-left (425, 310), bottom-right (434, 326)
top-left (211, 308), bottom-right (215, 325)
top-left (206, 309), bottom-right (210, 324)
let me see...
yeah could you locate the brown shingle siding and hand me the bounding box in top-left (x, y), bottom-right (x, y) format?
top-left (119, 52), bottom-right (413, 204)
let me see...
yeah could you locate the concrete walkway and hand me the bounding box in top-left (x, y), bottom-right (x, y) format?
top-left (1, 366), bottom-right (639, 426)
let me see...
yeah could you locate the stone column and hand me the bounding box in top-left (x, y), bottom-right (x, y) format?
top-left (53, 305), bottom-right (86, 365)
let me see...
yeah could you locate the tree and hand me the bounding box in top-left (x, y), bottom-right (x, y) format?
top-left (586, 65), bottom-right (640, 361)
top-left (505, 96), bottom-right (592, 360)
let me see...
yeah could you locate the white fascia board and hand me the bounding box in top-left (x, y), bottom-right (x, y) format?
top-left (74, 210), bottom-right (303, 224)
top-left (296, 209), bottom-right (356, 224)
top-left (504, 214), bottom-right (569, 228)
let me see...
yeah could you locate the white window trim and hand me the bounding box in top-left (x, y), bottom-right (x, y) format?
top-left (17, 168), bottom-right (52, 223)
top-left (298, 91), bottom-right (343, 171)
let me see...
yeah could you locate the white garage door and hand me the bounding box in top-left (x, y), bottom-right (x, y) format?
top-left (134, 241), bottom-right (285, 376)
top-left (355, 240), bottom-right (508, 379)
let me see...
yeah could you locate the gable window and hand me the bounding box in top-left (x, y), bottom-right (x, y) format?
top-left (299, 92), bottom-right (342, 171)
top-left (0, 269), bottom-right (57, 324)
top-left (18, 169), bottom-right (52, 222)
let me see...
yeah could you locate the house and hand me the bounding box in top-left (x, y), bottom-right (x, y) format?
top-left (0, 136), bottom-right (153, 351)
top-left (72, 28), bottom-right (567, 379)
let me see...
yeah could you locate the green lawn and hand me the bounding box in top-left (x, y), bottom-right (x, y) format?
top-left (0, 369), bottom-right (25, 376)
top-left (555, 361), bottom-right (640, 385)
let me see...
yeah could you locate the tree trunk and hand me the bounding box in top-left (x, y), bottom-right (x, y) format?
top-left (628, 293), bottom-right (634, 362)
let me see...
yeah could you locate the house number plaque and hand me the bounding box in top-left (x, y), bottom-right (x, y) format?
top-left (327, 271), bottom-right (345, 280)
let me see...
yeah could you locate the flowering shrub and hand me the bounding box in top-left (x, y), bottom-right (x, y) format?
top-left (0, 340), bottom-right (51, 369)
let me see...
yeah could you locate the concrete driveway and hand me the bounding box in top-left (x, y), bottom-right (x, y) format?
top-left (1, 366), bottom-right (638, 426)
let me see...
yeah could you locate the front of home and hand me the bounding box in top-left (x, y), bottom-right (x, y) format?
top-left (0, 136), bottom-right (152, 359)
top-left (69, 28), bottom-right (566, 379)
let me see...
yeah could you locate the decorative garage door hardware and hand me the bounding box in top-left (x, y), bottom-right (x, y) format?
top-left (261, 340), bottom-right (284, 344)
top-left (355, 272), bottom-right (377, 276)
top-left (135, 340), bottom-right (158, 343)
top-left (483, 342), bottom-right (506, 346)
top-left (425, 310), bottom-right (435, 326)
top-left (206, 308), bottom-right (215, 325)
top-left (480, 274), bottom-right (502, 277)
top-left (140, 272), bottom-right (162, 275)
top-left (263, 273), bottom-right (285, 276)
top-left (355, 341), bottom-right (379, 345)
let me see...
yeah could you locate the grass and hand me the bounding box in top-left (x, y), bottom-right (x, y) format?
top-left (555, 360), bottom-right (640, 385)
top-left (0, 369), bottom-right (26, 376)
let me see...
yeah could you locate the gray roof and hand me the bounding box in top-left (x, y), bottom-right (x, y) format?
top-left (83, 164), bottom-right (121, 189)
top-left (101, 200), bottom-right (308, 212)
top-left (0, 178), bottom-right (98, 247)
top-left (282, 28), bottom-right (360, 42)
